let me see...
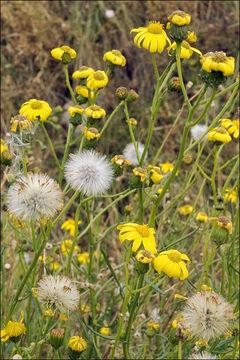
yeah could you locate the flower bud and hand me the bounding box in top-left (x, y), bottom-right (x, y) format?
top-left (126, 89), bottom-right (139, 102)
top-left (168, 77), bottom-right (181, 91)
top-left (183, 154), bottom-right (193, 165)
top-left (49, 328), bottom-right (65, 350)
top-left (115, 87), bottom-right (128, 100)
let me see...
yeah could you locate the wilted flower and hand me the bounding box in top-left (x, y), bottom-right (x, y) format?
top-left (85, 105), bottom-right (106, 119)
top-left (136, 250), bottom-right (155, 263)
top-left (10, 114), bottom-right (32, 133)
top-left (168, 10), bottom-right (191, 26)
top-left (68, 336), bottom-right (87, 355)
top-left (200, 51), bottom-right (235, 76)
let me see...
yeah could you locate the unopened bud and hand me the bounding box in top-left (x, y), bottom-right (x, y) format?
top-left (115, 87), bottom-right (128, 100)
top-left (168, 77), bottom-right (181, 91)
top-left (126, 89), bottom-right (139, 102)
top-left (49, 328), bottom-right (65, 350)
top-left (183, 155), bottom-right (193, 164)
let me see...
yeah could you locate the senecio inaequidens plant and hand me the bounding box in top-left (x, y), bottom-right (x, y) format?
top-left (1, 8), bottom-right (239, 360)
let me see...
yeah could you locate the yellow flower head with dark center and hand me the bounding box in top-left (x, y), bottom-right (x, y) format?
top-left (111, 155), bottom-right (131, 168)
top-left (117, 222), bottom-right (157, 254)
top-left (148, 165), bottom-right (164, 183)
top-left (61, 219), bottom-right (82, 237)
top-left (19, 99), bottom-right (52, 122)
top-left (51, 45), bottom-right (76, 61)
top-left (147, 322), bottom-right (160, 330)
top-left (68, 106), bottom-right (84, 117)
top-left (61, 239), bottom-right (80, 257)
top-left (100, 327), bottom-right (110, 335)
top-left (1, 311), bottom-right (26, 342)
top-left (77, 252), bottom-right (89, 264)
top-left (84, 127), bottom-right (100, 141)
top-left (221, 119), bottom-right (239, 138)
top-left (68, 336), bottom-right (87, 352)
top-left (130, 20), bottom-right (171, 53)
top-left (207, 126), bottom-right (232, 143)
top-left (133, 167), bottom-right (148, 182)
top-left (10, 114), bottom-right (32, 133)
top-left (50, 262), bottom-right (61, 271)
top-left (187, 31), bottom-right (197, 43)
top-left (223, 188), bottom-right (237, 203)
top-left (217, 216), bottom-right (232, 234)
top-left (153, 249), bottom-right (190, 280)
top-left (103, 49), bottom-right (126, 66)
top-left (168, 10), bottom-right (191, 26)
top-left (72, 66), bottom-right (94, 79)
top-left (86, 70), bottom-right (108, 90)
top-left (178, 205), bottom-right (193, 215)
top-left (85, 105), bottom-right (106, 119)
top-left (200, 52), bottom-right (235, 76)
top-left (168, 40), bottom-right (202, 59)
top-left (1, 139), bottom-right (8, 154)
top-left (196, 212), bottom-right (208, 222)
top-left (136, 249), bottom-right (155, 264)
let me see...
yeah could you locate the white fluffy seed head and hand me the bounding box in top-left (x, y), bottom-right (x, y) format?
top-left (190, 124), bottom-right (208, 141)
top-left (37, 275), bottom-right (80, 313)
top-left (64, 150), bottom-right (114, 196)
top-left (180, 290), bottom-right (236, 341)
top-left (6, 173), bottom-right (63, 222)
top-left (189, 352), bottom-right (218, 359)
top-left (123, 142), bottom-right (147, 166)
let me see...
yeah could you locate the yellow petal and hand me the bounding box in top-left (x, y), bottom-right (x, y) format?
top-left (132, 237), bottom-right (142, 252)
top-left (142, 235), bottom-right (157, 254)
top-left (179, 261), bottom-right (189, 280)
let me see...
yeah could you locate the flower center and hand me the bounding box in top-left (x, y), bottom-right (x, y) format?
top-left (61, 45), bottom-right (71, 53)
top-left (136, 224), bottom-right (150, 237)
top-left (80, 66), bottom-right (89, 71)
top-left (216, 126), bottom-right (228, 134)
top-left (212, 51), bottom-right (227, 63)
top-left (89, 105), bottom-right (100, 111)
top-left (112, 49), bottom-right (122, 57)
top-left (93, 71), bottom-right (105, 80)
top-left (31, 100), bottom-right (42, 109)
top-left (168, 250), bottom-right (181, 262)
top-left (148, 21), bottom-right (163, 34)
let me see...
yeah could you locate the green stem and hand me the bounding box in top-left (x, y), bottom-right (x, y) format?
top-left (132, 274), bottom-right (162, 294)
top-left (40, 122), bottom-right (61, 169)
top-left (99, 101), bottom-right (124, 137)
top-left (176, 42), bottom-right (191, 109)
top-left (152, 53), bottom-right (160, 80)
top-left (64, 64), bottom-right (78, 104)
top-left (58, 123), bottom-right (76, 187)
top-left (222, 158), bottom-right (239, 191)
top-left (124, 101), bottom-right (140, 162)
top-left (178, 339), bottom-right (182, 360)
top-left (199, 80), bottom-right (239, 105)
top-left (211, 145), bottom-right (224, 205)
top-left (190, 84), bottom-right (217, 126)
top-left (52, 191), bottom-right (79, 226)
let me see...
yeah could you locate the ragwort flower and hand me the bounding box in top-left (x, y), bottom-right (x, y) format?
top-left (85, 105), bottom-right (106, 119)
top-left (10, 114), bottom-right (32, 133)
top-left (154, 249), bottom-right (190, 280)
top-left (207, 126), bottom-right (232, 143)
top-left (223, 188), bottom-right (237, 203)
top-left (61, 239), bottom-right (80, 257)
top-left (1, 311), bottom-right (26, 343)
top-left (117, 222), bottom-right (157, 254)
top-left (51, 45), bottom-right (76, 63)
top-left (178, 205), bottom-right (193, 215)
top-left (130, 20), bottom-right (171, 53)
top-left (168, 40), bottom-right (202, 59)
top-left (201, 52), bottom-right (235, 76)
top-left (86, 70), bottom-right (108, 90)
top-left (221, 119), bottom-right (239, 138)
top-left (168, 10), bottom-right (191, 26)
top-left (83, 127), bottom-right (100, 141)
top-left (103, 49), bottom-right (126, 66)
top-left (196, 212), bottom-right (208, 222)
top-left (61, 219), bottom-right (82, 237)
top-left (72, 66), bottom-right (94, 79)
top-left (19, 99), bottom-right (52, 122)
top-left (68, 336), bottom-right (87, 353)
top-left (136, 249), bottom-right (155, 263)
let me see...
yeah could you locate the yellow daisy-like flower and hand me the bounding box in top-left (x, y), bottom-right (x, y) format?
top-left (168, 10), bottom-right (191, 26)
top-left (68, 336), bottom-right (87, 353)
top-left (196, 212), bottom-right (208, 222)
top-left (159, 162), bottom-right (174, 173)
top-left (178, 205), bottom-right (193, 215)
top-left (61, 239), bottom-right (80, 257)
top-left (77, 252), bottom-right (89, 264)
top-left (117, 222), bottom-right (157, 254)
top-left (1, 139), bottom-right (8, 154)
top-left (148, 165), bottom-right (164, 183)
top-left (75, 85), bottom-right (94, 100)
top-left (156, 187), bottom-right (163, 195)
top-left (85, 105), bottom-right (106, 119)
top-left (19, 99), bottom-right (52, 122)
top-left (147, 322), bottom-right (160, 330)
top-left (207, 126), bottom-right (232, 143)
top-left (133, 167), bottom-right (148, 182)
top-left (72, 66), bottom-right (95, 79)
top-left (1, 311), bottom-right (26, 342)
top-left (111, 155), bottom-right (131, 168)
top-left (200, 52), bottom-right (235, 76)
top-left (32, 288), bottom-right (38, 298)
top-left (168, 40), bottom-right (202, 59)
top-left (130, 20), bottom-right (171, 53)
top-left (153, 249), bottom-right (190, 280)
top-left (51, 45), bottom-right (76, 61)
top-left (61, 219), bottom-right (82, 237)
top-left (68, 106), bottom-right (84, 117)
top-left (103, 49), bottom-right (126, 66)
top-left (221, 119), bottom-right (239, 138)
top-left (100, 327), bottom-right (110, 335)
top-left (136, 249), bottom-right (155, 264)
top-left (86, 70), bottom-right (108, 90)
top-left (10, 114), bottom-right (32, 133)
top-left (44, 309), bottom-right (55, 317)
top-left (223, 188), bottom-right (237, 203)
top-left (83, 127), bottom-right (100, 141)
top-left (187, 31), bottom-right (197, 43)
top-left (50, 262), bottom-right (61, 271)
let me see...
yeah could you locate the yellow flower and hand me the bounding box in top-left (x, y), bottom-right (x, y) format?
top-left (81, 304), bottom-right (90, 312)
top-left (168, 40), bottom-right (202, 59)
top-left (130, 20), bottom-right (171, 53)
top-left (153, 249), bottom-right (191, 280)
top-left (1, 311), bottom-right (26, 342)
top-left (168, 10), bottom-right (191, 26)
top-left (68, 336), bottom-right (87, 353)
top-left (77, 252), bottom-right (89, 264)
top-left (75, 85), bottom-right (94, 99)
top-left (148, 165), bottom-right (164, 183)
top-left (136, 249), bottom-right (155, 263)
top-left (68, 106), bottom-right (84, 117)
top-left (50, 262), bottom-right (61, 271)
top-left (103, 49), bottom-right (126, 66)
top-left (200, 52), bottom-right (235, 76)
top-left (111, 155), bottom-right (131, 168)
top-left (195, 338), bottom-right (208, 347)
top-left (187, 31), bottom-right (197, 43)
top-left (117, 222), bottom-right (157, 254)
top-left (61, 219), bottom-right (82, 237)
top-left (133, 167), bottom-right (148, 182)
top-left (38, 255), bottom-right (54, 263)
top-left (1, 139), bottom-right (8, 154)
top-left (172, 314), bottom-right (183, 329)
top-left (178, 205), bottom-right (193, 215)
top-left (44, 310), bottom-right (55, 317)
top-left (207, 126), bottom-right (232, 143)
top-left (196, 212), bottom-right (208, 222)
top-left (217, 216), bottom-right (232, 234)
top-left (100, 327), bottom-right (110, 335)
top-left (159, 162), bottom-right (174, 173)
top-left (85, 105), bottom-right (106, 119)
top-left (51, 45), bottom-right (76, 61)
top-left (72, 66), bottom-right (94, 79)
top-left (174, 294), bottom-right (188, 300)
top-left (223, 188), bottom-right (237, 203)
top-left (124, 205), bottom-right (133, 214)
top-left (147, 322), bottom-right (160, 330)
top-left (61, 239), bottom-right (80, 257)
top-left (86, 70), bottom-right (108, 90)
top-left (59, 313), bottom-right (68, 321)
top-left (10, 114), bottom-right (32, 133)
top-left (32, 288), bottom-right (38, 298)
top-left (19, 99), bottom-right (52, 122)
top-left (83, 127), bottom-right (100, 141)
top-left (129, 117), bottom-right (138, 126)
top-left (156, 187), bottom-right (163, 194)
top-left (221, 119), bottom-right (239, 138)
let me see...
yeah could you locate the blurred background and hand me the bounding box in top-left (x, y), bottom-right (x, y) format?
top-left (1, 0), bottom-right (239, 159)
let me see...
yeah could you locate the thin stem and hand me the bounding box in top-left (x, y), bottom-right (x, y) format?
top-left (178, 340), bottom-right (182, 360)
top-left (52, 191), bottom-right (79, 226)
top-left (132, 274), bottom-right (162, 294)
top-left (211, 145), bottom-right (223, 205)
top-left (40, 123), bottom-right (61, 169)
top-left (124, 101), bottom-right (140, 162)
top-left (176, 42), bottom-right (191, 109)
top-left (58, 123), bottom-right (76, 187)
top-left (190, 84), bottom-right (217, 126)
top-left (99, 101), bottom-right (124, 137)
top-left (63, 64), bottom-right (78, 104)
top-left (152, 53), bottom-right (160, 80)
